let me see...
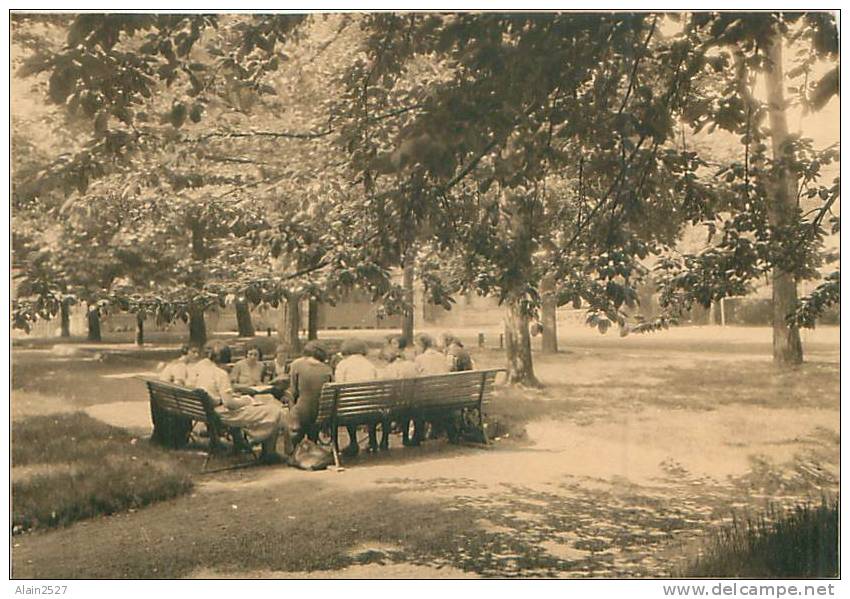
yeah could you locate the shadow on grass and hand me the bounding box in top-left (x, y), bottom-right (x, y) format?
top-left (484, 386), bottom-right (585, 440)
top-left (659, 361), bottom-right (840, 410)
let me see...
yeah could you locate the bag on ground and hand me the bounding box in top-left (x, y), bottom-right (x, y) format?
top-left (288, 438), bottom-right (333, 471)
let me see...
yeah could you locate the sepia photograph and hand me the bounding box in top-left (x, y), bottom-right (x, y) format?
top-left (7, 7), bottom-right (841, 588)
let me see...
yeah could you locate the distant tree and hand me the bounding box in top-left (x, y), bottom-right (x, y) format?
top-left (11, 14), bottom-right (339, 345)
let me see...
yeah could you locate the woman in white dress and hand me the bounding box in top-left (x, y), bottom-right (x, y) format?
top-left (229, 344), bottom-right (266, 393)
top-left (151, 344), bottom-right (194, 447)
top-left (186, 343), bottom-right (285, 462)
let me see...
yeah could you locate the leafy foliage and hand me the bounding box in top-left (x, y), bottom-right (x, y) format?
top-left (11, 12), bottom-right (839, 377)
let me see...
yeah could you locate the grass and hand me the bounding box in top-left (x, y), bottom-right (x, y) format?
top-left (12, 476), bottom-right (602, 579)
top-left (12, 352), bottom-right (159, 407)
top-left (12, 479), bottom-right (485, 578)
top-left (684, 499), bottom-right (838, 578)
top-left (661, 361), bottom-right (840, 411)
top-left (484, 386), bottom-right (583, 440)
top-left (12, 413), bottom-right (194, 533)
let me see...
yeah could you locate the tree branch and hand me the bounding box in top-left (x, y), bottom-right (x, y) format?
top-left (617, 14), bottom-right (658, 116)
top-left (192, 128), bottom-right (334, 142)
top-left (811, 193), bottom-right (839, 231)
top-left (197, 153), bottom-right (273, 166)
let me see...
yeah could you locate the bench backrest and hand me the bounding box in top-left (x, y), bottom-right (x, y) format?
top-left (316, 369), bottom-right (503, 425)
top-left (143, 378), bottom-right (219, 423)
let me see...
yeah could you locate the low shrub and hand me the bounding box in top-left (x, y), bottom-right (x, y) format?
top-left (684, 499), bottom-right (838, 578)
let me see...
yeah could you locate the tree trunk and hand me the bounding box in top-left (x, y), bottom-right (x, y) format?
top-left (235, 300), bottom-right (255, 337)
top-left (135, 313), bottom-right (145, 346)
top-left (540, 274), bottom-right (558, 354)
top-left (187, 220), bottom-right (209, 346)
top-left (278, 293), bottom-right (301, 354)
top-left (401, 249), bottom-right (415, 344)
top-left (765, 28), bottom-right (804, 366)
top-left (504, 299), bottom-right (539, 386)
top-left (60, 301), bottom-right (71, 337)
top-left (307, 298), bottom-right (319, 340)
top-left (86, 309), bottom-right (102, 342)
top-left (190, 220), bottom-right (207, 261)
top-left (189, 305), bottom-right (207, 346)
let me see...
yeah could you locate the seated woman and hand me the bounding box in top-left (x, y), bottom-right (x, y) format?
top-left (229, 344), bottom-right (266, 394)
top-left (159, 344), bottom-right (190, 385)
top-left (267, 344), bottom-right (290, 402)
top-left (151, 344), bottom-right (194, 447)
top-left (381, 337), bottom-right (418, 379)
top-left (186, 343), bottom-right (286, 463)
top-left (414, 333), bottom-right (456, 444)
top-left (443, 334), bottom-right (474, 372)
top-left (414, 333), bottom-right (451, 375)
top-left (334, 338), bottom-right (378, 457)
top-left (285, 342), bottom-right (333, 445)
top-left (380, 337), bottom-right (418, 450)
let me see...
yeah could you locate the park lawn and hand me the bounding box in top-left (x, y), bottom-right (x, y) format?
top-left (12, 413), bottom-right (195, 534)
top-left (12, 350), bottom-right (162, 408)
top-left (11, 477), bottom-right (505, 579)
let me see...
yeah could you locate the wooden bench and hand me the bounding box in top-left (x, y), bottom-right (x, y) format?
top-left (142, 378), bottom-right (259, 471)
top-left (315, 369), bottom-right (504, 467)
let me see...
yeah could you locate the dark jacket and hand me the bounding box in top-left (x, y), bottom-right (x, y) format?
top-left (288, 357), bottom-right (333, 427)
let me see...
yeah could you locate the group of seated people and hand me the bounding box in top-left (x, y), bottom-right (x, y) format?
top-left (158, 342), bottom-right (287, 462)
top-left (331, 332), bottom-right (474, 456)
top-left (157, 332), bottom-right (474, 464)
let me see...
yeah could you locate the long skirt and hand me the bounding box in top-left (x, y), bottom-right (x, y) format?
top-left (216, 398), bottom-right (284, 443)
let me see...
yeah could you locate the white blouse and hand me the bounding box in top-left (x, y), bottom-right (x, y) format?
top-left (334, 354), bottom-right (378, 383)
top-left (186, 359), bottom-right (233, 405)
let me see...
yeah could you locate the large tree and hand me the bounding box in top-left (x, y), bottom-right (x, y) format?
top-left (332, 14), bottom-right (723, 383)
top-left (651, 12), bottom-right (839, 365)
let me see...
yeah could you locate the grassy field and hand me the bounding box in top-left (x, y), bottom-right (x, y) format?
top-left (10, 325), bottom-right (840, 579)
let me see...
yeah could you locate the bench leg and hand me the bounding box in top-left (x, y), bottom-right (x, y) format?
top-left (331, 426), bottom-right (342, 469)
top-left (478, 406), bottom-right (490, 445)
top-left (202, 450), bottom-right (213, 473)
top-left (209, 424), bottom-right (222, 453)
